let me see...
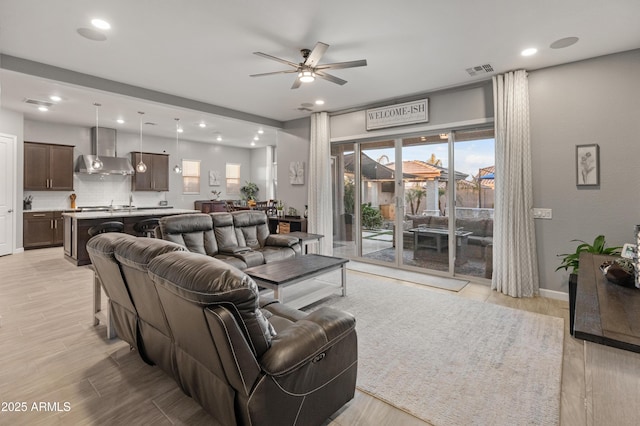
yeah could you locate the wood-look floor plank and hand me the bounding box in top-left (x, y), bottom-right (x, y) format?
top-left (3, 247), bottom-right (639, 425)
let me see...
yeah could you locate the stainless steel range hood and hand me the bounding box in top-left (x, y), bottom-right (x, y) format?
top-left (75, 127), bottom-right (135, 175)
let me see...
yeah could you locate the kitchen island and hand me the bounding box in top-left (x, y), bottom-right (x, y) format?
top-left (62, 208), bottom-right (198, 266)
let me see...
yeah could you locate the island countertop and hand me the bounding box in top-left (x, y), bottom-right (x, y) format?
top-left (63, 208), bottom-right (199, 266)
top-left (62, 208), bottom-right (199, 220)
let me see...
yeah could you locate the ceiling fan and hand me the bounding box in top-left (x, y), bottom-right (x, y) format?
top-left (250, 42), bottom-right (367, 89)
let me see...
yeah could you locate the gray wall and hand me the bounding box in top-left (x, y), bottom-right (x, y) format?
top-left (277, 117), bottom-right (311, 216)
top-left (330, 82), bottom-right (494, 141)
top-left (2, 116), bottom-right (260, 250)
top-left (327, 53), bottom-right (640, 294)
top-left (529, 49), bottom-right (640, 292)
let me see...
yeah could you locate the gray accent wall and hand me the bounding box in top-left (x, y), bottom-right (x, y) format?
top-left (529, 49), bottom-right (640, 293)
top-left (330, 82), bottom-right (494, 141)
top-left (277, 117), bottom-right (311, 216)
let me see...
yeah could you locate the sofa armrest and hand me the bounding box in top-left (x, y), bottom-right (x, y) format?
top-left (265, 234), bottom-right (298, 248)
top-left (260, 307), bottom-right (355, 376)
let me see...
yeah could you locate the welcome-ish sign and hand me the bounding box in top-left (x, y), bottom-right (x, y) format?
top-left (366, 98), bottom-right (429, 130)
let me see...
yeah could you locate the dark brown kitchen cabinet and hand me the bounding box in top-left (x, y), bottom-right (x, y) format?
top-left (131, 152), bottom-right (169, 191)
top-left (24, 211), bottom-right (64, 249)
top-left (24, 142), bottom-right (74, 191)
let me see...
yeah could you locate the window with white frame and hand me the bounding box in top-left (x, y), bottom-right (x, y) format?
top-left (226, 163), bottom-right (241, 195)
top-left (182, 159), bottom-right (200, 194)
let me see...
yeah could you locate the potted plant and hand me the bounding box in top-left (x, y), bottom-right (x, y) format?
top-left (556, 235), bottom-right (621, 335)
top-left (240, 181), bottom-right (259, 201)
top-left (556, 235), bottom-right (621, 275)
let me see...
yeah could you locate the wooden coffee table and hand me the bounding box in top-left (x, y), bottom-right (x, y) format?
top-left (245, 254), bottom-right (348, 309)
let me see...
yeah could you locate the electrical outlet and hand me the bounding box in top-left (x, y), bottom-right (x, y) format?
top-left (532, 208), bottom-right (552, 219)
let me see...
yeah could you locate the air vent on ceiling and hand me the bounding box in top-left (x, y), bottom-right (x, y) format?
top-left (24, 98), bottom-right (54, 107)
top-left (144, 122), bottom-right (157, 126)
top-left (465, 64), bottom-right (494, 76)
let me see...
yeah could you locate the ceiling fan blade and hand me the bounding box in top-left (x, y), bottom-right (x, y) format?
top-left (291, 78), bottom-right (302, 89)
top-left (304, 42), bottom-right (329, 67)
top-left (250, 70), bottom-right (298, 77)
top-left (315, 71), bottom-right (347, 86)
top-left (316, 59), bottom-right (368, 70)
top-left (253, 52), bottom-right (299, 68)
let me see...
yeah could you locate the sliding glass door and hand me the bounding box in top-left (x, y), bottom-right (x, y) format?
top-left (331, 127), bottom-right (494, 280)
top-left (399, 134), bottom-right (450, 272)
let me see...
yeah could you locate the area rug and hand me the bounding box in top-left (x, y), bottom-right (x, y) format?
top-left (311, 272), bottom-right (564, 426)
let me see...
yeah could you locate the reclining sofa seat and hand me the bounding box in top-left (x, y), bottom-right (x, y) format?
top-left (158, 212), bottom-right (301, 270)
top-left (157, 213), bottom-right (247, 270)
top-left (145, 248), bottom-right (358, 426)
top-left (112, 236), bottom-right (189, 382)
top-left (228, 210), bottom-right (301, 264)
top-left (86, 233), bottom-right (141, 351)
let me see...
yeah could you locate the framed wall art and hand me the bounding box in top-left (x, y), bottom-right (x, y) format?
top-left (209, 170), bottom-right (221, 186)
top-left (576, 144), bottom-right (599, 186)
top-left (289, 161), bottom-right (304, 185)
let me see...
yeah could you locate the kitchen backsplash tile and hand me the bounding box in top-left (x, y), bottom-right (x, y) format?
top-left (25, 174), bottom-right (165, 210)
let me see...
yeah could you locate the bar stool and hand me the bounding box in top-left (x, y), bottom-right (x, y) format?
top-left (87, 220), bottom-right (124, 339)
top-left (88, 221), bottom-right (125, 237)
top-left (133, 218), bottom-right (160, 238)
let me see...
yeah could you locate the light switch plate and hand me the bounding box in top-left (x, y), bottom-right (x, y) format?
top-left (532, 208), bottom-right (552, 219)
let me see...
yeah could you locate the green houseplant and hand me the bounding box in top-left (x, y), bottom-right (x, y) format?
top-left (240, 181), bottom-right (259, 201)
top-left (557, 234), bottom-right (621, 336)
top-left (556, 235), bottom-right (621, 275)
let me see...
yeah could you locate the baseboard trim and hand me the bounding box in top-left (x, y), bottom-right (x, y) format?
top-left (14, 247), bottom-right (24, 254)
top-left (540, 288), bottom-right (568, 302)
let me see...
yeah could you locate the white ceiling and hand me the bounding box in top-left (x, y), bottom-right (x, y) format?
top-left (1, 0), bottom-right (639, 148)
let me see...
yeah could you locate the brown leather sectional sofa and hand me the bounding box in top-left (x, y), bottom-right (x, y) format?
top-left (87, 233), bottom-right (357, 426)
top-left (157, 211), bottom-right (301, 269)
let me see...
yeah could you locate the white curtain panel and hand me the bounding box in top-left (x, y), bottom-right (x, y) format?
top-left (492, 70), bottom-right (540, 297)
top-left (308, 112), bottom-right (333, 255)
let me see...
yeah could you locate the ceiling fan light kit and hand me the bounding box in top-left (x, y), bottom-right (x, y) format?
top-left (251, 41), bottom-right (367, 89)
top-left (298, 70), bottom-right (315, 83)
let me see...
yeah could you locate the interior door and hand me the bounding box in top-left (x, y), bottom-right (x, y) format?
top-left (0, 135), bottom-right (16, 256)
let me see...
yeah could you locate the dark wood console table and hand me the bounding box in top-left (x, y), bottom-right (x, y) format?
top-left (268, 216), bottom-right (307, 234)
top-left (574, 253), bottom-right (640, 353)
top-left (195, 200), bottom-right (227, 213)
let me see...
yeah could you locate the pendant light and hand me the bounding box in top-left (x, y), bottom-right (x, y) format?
top-left (91, 103), bottom-right (104, 170)
top-left (136, 111), bottom-right (147, 173)
top-left (173, 118), bottom-right (182, 174)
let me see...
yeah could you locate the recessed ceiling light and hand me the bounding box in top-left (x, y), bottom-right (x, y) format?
top-left (77, 28), bottom-right (107, 41)
top-left (91, 19), bottom-right (111, 30)
top-left (177, 127), bottom-right (184, 133)
top-left (258, 129), bottom-right (264, 134)
top-left (216, 135), bottom-right (222, 142)
top-left (315, 99), bottom-right (325, 105)
top-left (253, 136), bottom-right (259, 141)
top-left (116, 119), bottom-right (125, 124)
top-left (38, 106), bottom-right (48, 112)
top-left (250, 141), bottom-right (256, 146)
top-left (49, 95), bottom-right (61, 102)
top-left (199, 123), bottom-right (206, 128)
top-left (521, 48), bottom-right (537, 57)
top-left (550, 37), bottom-right (579, 49)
